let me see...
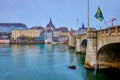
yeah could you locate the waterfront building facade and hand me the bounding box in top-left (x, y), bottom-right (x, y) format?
top-left (30, 26), bottom-right (45, 42)
top-left (30, 26), bottom-right (44, 35)
top-left (52, 28), bottom-right (59, 42)
top-left (0, 23), bottom-right (28, 33)
top-left (44, 30), bottom-right (53, 42)
top-left (44, 18), bottom-right (55, 43)
top-left (58, 27), bottom-right (69, 42)
top-left (1, 19), bottom-right (70, 43)
top-left (12, 30), bottom-right (40, 40)
top-left (44, 19), bottom-right (69, 43)
top-left (33, 36), bottom-right (44, 42)
top-left (0, 23), bottom-right (28, 40)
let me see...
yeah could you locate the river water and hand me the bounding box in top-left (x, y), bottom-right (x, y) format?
top-left (0, 44), bottom-right (119, 80)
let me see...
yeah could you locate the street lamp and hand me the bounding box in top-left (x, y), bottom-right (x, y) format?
top-left (87, 0), bottom-right (90, 32)
top-left (76, 19), bottom-right (79, 34)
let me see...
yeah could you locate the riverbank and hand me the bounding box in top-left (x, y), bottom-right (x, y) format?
top-left (10, 40), bottom-right (68, 44)
top-left (10, 40), bottom-right (45, 44)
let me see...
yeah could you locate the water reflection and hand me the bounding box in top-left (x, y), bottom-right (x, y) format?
top-left (0, 44), bottom-right (10, 47)
top-left (76, 54), bottom-right (85, 65)
top-left (0, 44), bottom-right (12, 57)
top-left (68, 49), bottom-right (75, 65)
top-left (11, 44), bottom-right (41, 58)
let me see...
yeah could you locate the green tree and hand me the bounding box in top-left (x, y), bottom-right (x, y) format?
top-left (28, 36), bottom-right (33, 41)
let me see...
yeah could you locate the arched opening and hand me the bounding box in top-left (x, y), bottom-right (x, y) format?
top-left (97, 43), bottom-right (120, 69)
top-left (80, 39), bottom-right (87, 54)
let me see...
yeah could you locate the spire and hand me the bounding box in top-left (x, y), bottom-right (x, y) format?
top-left (49, 18), bottom-right (53, 25)
top-left (45, 18), bottom-right (55, 30)
top-left (82, 23), bottom-right (85, 29)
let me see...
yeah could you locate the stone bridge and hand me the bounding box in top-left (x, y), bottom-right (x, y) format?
top-left (71, 25), bottom-right (120, 69)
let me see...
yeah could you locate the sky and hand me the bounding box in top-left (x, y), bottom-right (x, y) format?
top-left (0, 0), bottom-right (120, 30)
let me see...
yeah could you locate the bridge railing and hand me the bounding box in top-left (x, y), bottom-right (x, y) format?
top-left (76, 25), bottom-right (120, 38)
top-left (117, 26), bottom-right (120, 33)
top-left (97, 25), bottom-right (120, 36)
top-left (76, 33), bottom-right (86, 38)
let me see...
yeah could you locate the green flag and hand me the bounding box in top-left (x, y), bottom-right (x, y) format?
top-left (95, 7), bottom-right (104, 21)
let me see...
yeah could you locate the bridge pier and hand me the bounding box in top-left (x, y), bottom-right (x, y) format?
top-left (84, 31), bottom-right (97, 69)
top-left (75, 36), bottom-right (81, 53)
top-left (68, 35), bottom-right (76, 49)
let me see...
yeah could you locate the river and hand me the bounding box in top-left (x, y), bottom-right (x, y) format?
top-left (0, 44), bottom-right (119, 80)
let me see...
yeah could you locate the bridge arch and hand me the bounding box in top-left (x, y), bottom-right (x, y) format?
top-left (80, 39), bottom-right (87, 54)
top-left (97, 42), bottom-right (120, 69)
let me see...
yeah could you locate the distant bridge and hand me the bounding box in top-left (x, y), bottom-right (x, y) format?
top-left (69, 25), bottom-right (120, 69)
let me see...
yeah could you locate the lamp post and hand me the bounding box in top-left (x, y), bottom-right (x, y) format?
top-left (87, 0), bottom-right (90, 32)
top-left (76, 19), bottom-right (79, 34)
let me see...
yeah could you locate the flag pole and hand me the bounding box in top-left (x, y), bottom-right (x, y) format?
top-left (104, 19), bottom-right (108, 28)
top-left (87, 0), bottom-right (90, 32)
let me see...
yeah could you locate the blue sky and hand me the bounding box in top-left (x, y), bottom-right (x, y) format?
top-left (0, 0), bottom-right (120, 30)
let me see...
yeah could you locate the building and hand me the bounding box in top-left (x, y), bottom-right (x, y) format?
top-left (12, 30), bottom-right (40, 40)
top-left (45, 18), bottom-right (55, 31)
top-left (78, 27), bottom-right (96, 34)
top-left (0, 23), bottom-right (28, 33)
top-left (52, 28), bottom-right (59, 42)
top-left (30, 26), bottom-right (44, 35)
top-left (30, 26), bottom-right (44, 42)
top-left (78, 23), bottom-right (96, 34)
top-left (58, 27), bottom-right (69, 42)
top-left (44, 18), bottom-right (56, 43)
top-left (44, 29), bottom-right (53, 43)
top-left (33, 36), bottom-right (44, 42)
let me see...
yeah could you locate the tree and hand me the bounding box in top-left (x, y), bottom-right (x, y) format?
top-left (28, 36), bottom-right (33, 41)
top-left (2, 32), bottom-right (8, 36)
